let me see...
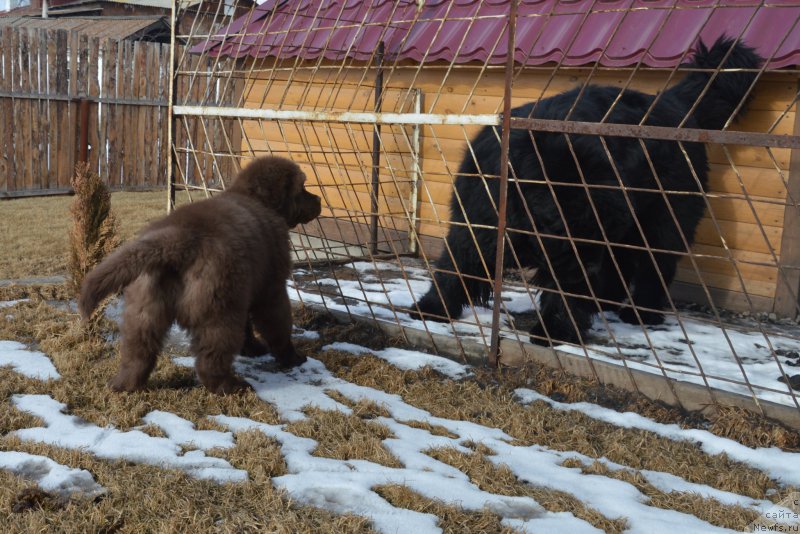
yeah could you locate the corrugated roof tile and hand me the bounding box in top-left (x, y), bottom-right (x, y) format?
top-left (194, 0), bottom-right (800, 68)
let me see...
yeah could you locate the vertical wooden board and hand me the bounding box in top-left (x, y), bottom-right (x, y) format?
top-left (68, 31), bottom-right (78, 95)
top-left (20, 29), bottom-right (34, 191)
top-left (46, 29), bottom-right (59, 189)
top-left (153, 43), bottom-right (164, 187)
top-left (88, 38), bottom-right (101, 175)
top-left (138, 40), bottom-right (150, 187)
top-left (10, 28), bottom-right (25, 191)
top-left (66, 32), bottom-right (79, 185)
top-left (74, 33), bottom-right (89, 175)
top-left (34, 29), bottom-right (47, 190)
top-left (29, 29), bottom-right (46, 189)
top-left (77, 34), bottom-right (89, 97)
top-left (0, 28), bottom-right (9, 93)
top-left (774, 89), bottom-right (800, 318)
top-left (146, 43), bottom-right (159, 186)
top-left (98, 39), bottom-right (110, 182)
top-left (101, 39), bottom-right (113, 185)
top-left (0, 28), bottom-right (5, 192)
top-left (0, 28), bottom-right (12, 192)
top-left (110, 39), bottom-right (123, 187)
top-left (121, 40), bottom-right (132, 188)
top-left (131, 41), bottom-right (143, 187)
top-left (32, 29), bottom-right (45, 190)
top-left (159, 43), bottom-right (170, 186)
top-left (56, 30), bottom-right (72, 189)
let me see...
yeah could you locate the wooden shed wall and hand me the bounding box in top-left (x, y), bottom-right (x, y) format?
top-left (240, 60), bottom-right (798, 314)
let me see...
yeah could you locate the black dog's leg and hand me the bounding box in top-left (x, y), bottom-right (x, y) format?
top-left (529, 240), bottom-right (604, 345)
top-left (410, 227), bottom-right (497, 322)
top-left (596, 244), bottom-right (638, 313)
top-left (528, 185), bottom-right (640, 344)
top-left (619, 199), bottom-right (704, 325)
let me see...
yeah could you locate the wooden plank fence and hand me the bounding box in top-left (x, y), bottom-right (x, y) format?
top-left (0, 27), bottom-right (241, 197)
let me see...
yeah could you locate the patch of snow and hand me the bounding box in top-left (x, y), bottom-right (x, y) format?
top-left (11, 395), bottom-right (247, 483)
top-left (0, 299), bottom-right (29, 308)
top-left (293, 327), bottom-right (320, 340)
top-left (554, 312), bottom-right (800, 407)
top-left (291, 265), bottom-right (800, 408)
top-left (141, 411), bottom-right (235, 450)
top-left (514, 388), bottom-right (800, 487)
top-left (217, 353), bottom-right (752, 533)
top-left (0, 340), bottom-right (60, 380)
top-left (172, 356), bottom-right (195, 368)
top-left (0, 451), bottom-right (105, 499)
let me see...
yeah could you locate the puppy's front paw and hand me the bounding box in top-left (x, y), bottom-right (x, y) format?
top-left (108, 372), bottom-right (147, 393)
top-left (211, 375), bottom-right (253, 395)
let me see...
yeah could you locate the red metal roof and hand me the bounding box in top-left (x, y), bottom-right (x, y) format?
top-left (195, 0), bottom-right (800, 68)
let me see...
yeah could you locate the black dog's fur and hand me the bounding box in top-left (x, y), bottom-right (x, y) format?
top-left (412, 36), bottom-right (762, 344)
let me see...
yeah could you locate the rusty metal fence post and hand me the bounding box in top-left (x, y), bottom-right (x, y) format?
top-left (489, 0), bottom-right (518, 367)
top-left (370, 41), bottom-right (386, 255)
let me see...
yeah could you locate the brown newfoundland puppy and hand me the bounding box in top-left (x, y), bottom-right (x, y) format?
top-left (79, 156), bottom-right (322, 394)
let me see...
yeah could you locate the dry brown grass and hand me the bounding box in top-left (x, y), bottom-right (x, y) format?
top-left (0, 296), bottom-right (794, 532)
top-left (314, 349), bottom-right (781, 500)
top-left (0, 190), bottom-right (191, 280)
top-left (375, 484), bottom-right (516, 533)
top-left (0, 298), bottom-right (378, 532)
top-left (285, 407), bottom-right (403, 468)
top-left (2, 192), bottom-right (799, 532)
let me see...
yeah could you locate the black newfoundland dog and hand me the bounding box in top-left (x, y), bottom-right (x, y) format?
top-left (411, 36), bottom-right (762, 345)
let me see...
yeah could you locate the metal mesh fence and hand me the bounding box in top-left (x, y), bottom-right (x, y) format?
top-left (169, 0), bottom-right (800, 428)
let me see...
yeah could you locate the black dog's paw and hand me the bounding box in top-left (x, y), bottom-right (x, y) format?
top-left (618, 307), bottom-right (664, 326)
top-left (275, 347), bottom-right (307, 369)
top-left (408, 297), bottom-right (454, 323)
top-left (599, 300), bottom-right (622, 313)
top-left (528, 318), bottom-right (580, 346)
top-left (279, 353), bottom-right (307, 370)
top-left (240, 337), bottom-right (270, 357)
top-left (528, 321), bottom-right (549, 346)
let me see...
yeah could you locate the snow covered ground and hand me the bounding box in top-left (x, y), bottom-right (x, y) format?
top-left (1, 308), bottom-right (799, 533)
top-left (289, 261), bottom-right (800, 408)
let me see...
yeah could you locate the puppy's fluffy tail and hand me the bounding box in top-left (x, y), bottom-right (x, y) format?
top-left (667, 35), bottom-right (763, 130)
top-left (78, 228), bottom-right (188, 319)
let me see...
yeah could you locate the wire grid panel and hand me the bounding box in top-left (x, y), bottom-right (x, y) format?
top-left (172, 0), bottom-right (800, 425)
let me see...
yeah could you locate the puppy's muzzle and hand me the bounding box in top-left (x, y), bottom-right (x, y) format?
top-left (293, 191), bottom-right (322, 226)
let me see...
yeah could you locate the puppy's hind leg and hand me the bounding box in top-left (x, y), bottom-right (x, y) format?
top-left (239, 319), bottom-right (269, 357)
top-left (110, 275), bottom-right (175, 392)
top-left (191, 319), bottom-right (252, 395)
top-left (250, 288), bottom-right (306, 369)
